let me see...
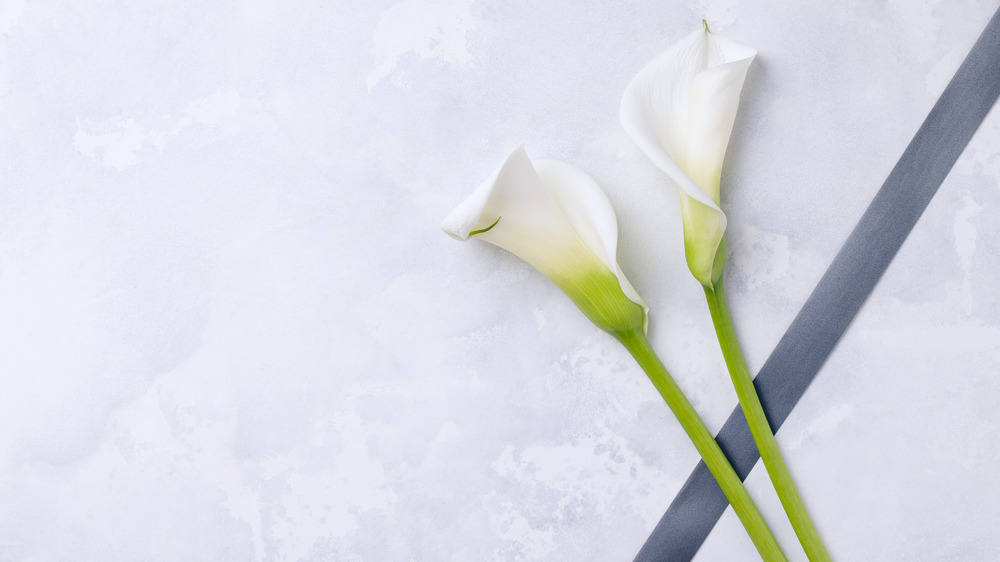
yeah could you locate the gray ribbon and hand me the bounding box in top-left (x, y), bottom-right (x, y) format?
top-left (634, 7), bottom-right (1000, 561)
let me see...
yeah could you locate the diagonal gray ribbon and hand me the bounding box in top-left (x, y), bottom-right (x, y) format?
top-left (634, 8), bottom-right (1000, 562)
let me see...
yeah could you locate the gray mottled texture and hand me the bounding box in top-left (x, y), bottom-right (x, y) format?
top-left (2, 1), bottom-right (1000, 561)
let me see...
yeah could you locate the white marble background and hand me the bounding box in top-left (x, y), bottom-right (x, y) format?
top-left (2, 0), bottom-right (999, 560)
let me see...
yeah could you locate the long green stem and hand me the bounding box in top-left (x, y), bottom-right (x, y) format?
top-left (615, 329), bottom-right (787, 562)
top-left (704, 282), bottom-right (831, 561)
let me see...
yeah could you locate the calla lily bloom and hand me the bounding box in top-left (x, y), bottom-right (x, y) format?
top-left (441, 146), bottom-right (647, 336)
top-left (620, 24), bottom-right (756, 288)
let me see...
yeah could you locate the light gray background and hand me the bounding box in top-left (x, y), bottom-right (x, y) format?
top-left (2, 0), bottom-right (999, 560)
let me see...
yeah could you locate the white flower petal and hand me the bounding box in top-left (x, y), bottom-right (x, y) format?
top-left (534, 159), bottom-right (647, 311)
top-left (620, 26), bottom-right (756, 288)
top-left (442, 147), bottom-right (648, 333)
top-left (441, 145), bottom-right (555, 242)
top-left (623, 29), bottom-right (707, 165)
top-left (532, 159), bottom-right (617, 275)
top-left (441, 147), bottom-right (583, 274)
top-left (620, 28), bottom-right (724, 213)
top-left (684, 37), bottom-right (756, 201)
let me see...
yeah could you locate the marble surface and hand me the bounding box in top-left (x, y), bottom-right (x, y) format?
top-left (2, 0), bottom-right (1000, 560)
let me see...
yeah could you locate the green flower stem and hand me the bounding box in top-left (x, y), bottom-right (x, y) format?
top-left (614, 329), bottom-right (787, 562)
top-left (704, 282), bottom-right (831, 562)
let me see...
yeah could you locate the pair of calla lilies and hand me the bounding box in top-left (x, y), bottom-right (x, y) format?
top-left (443, 25), bottom-right (830, 561)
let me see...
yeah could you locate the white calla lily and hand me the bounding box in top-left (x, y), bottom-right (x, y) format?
top-left (442, 146), bottom-right (647, 335)
top-left (620, 24), bottom-right (756, 288)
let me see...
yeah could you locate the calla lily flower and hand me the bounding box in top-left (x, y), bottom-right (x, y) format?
top-left (620, 24), bottom-right (756, 288)
top-left (442, 146), bottom-right (647, 336)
